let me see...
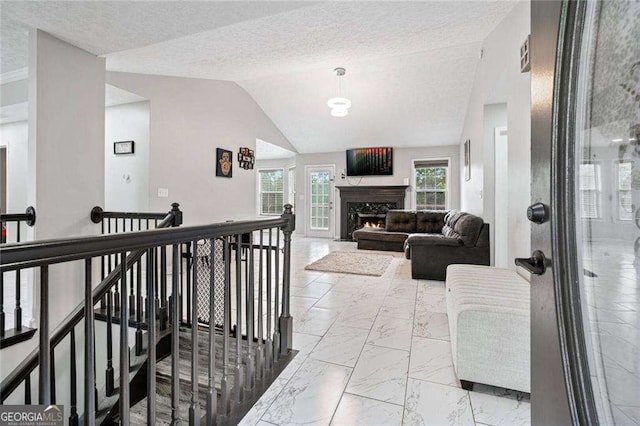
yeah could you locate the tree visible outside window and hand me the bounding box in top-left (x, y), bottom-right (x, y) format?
top-left (616, 161), bottom-right (633, 221)
top-left (259, 169), bottom-right (284, 215)
top-left (579, 162), bottom-right (601, 219)
top-left (415, 160), bottom-right (448, 210)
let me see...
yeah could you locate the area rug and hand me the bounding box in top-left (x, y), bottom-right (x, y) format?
top-left (304, 251), bottom-right (393, 277)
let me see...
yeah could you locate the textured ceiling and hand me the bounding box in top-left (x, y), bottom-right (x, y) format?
top-left (256, 139), bottom-right (296, 160)
top-left (0, 1), bottom-right (518, 153)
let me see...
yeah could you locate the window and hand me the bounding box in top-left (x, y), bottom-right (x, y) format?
top-left (616, 161), bottom-right (633, 221)
top-left (259, 169), bottom-right (284, 215)
top-left (579, 162), bottom-right (602, 219)
top-left (414, 160), bottom-right (448, 210)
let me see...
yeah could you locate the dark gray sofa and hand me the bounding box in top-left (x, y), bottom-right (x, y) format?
top-left (352, 210), bottom-right (490, 280)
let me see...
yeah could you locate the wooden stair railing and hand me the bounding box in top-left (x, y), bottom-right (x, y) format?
top-left (0, 204), bottom-right (296, 426)
top-left (1, 206), bottom-right (37, 348)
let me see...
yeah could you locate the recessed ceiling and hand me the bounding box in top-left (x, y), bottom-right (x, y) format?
top-left (1, 1), bottom-right (519, 153)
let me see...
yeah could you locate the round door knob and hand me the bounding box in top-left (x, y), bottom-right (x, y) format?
top-left (527, 202), bottom-right (548, 224)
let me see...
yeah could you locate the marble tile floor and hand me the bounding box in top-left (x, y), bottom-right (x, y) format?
top-left (239, 237), bottom-right (531, 426)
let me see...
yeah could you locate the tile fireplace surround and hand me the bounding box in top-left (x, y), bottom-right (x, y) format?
top-left (336, 186), bottom-right (408, 240)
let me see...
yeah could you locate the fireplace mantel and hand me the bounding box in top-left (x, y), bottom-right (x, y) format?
top-left (336, 185), bottom-right (409, 240)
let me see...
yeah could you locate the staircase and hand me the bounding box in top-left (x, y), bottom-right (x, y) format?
top-left (0, 204), bottom-right (296, 425)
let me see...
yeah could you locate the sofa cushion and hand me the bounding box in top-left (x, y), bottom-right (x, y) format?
top-left (416, 210), bottom-right (446, 233)
top-left (353, 228), bottom-right (409, 243)
top-left (406, 233), bottom-right (463, 247)
top-left (385, 210), bottom-right (416, 233)
top-left (442, 210), bottom-right (467, 238)
top-left (453, 214), bottom-right (485, 247)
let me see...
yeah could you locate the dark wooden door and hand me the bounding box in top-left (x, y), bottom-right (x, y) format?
top-left (530, 1), bottom-right (639, 424)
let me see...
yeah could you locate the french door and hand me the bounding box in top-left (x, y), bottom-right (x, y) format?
top-left (306, 165), bottom-right (334, 238)
top-left (530, 1), bottom-right (639, 424)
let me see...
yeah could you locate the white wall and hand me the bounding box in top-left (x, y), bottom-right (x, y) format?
top-left (459, 2), bottom-right (531, 265)
top-left (482, 103), bottom-right (508, 265)
top-left (107, 72), bottom-right (293, 225)
top-left (0, 120), bottom-right (28, 214)
top-left (105, 101), bottom-right (150, 212)
top-left (295, 145), bottom-right (460, 237)
top-left (2, 29), bottom-right (106, 398)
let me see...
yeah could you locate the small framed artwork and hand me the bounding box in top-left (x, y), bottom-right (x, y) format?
top-left (464, 139), bottom-right (471, 181)
top-left (237, 147), bottom-right (255, 170)
top-left (216, 148), bottom-right (233, 178)
top-left (114, 140), bottom-right (135, 155)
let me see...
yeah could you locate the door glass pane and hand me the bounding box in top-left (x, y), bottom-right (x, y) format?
top-left (310, 171), bottom-right (330, 230)
top-left (575, 2), bottom-right (640, 423)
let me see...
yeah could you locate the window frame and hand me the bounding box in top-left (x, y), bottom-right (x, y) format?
top-left (614, 160), bottom-right (633, 222)
top-left (578, 161), bottom-right (602, 220)
top-left (412, 158), bottom-right (450, 211)
top-left (257, 168), bottom-right (285, 216)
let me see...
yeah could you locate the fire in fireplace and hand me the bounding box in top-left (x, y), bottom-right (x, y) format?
top-left (356, 213), bottom-right (386, 230)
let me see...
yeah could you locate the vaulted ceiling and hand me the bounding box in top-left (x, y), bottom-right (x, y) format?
top-left (0, 1), bottom-right (517, 153)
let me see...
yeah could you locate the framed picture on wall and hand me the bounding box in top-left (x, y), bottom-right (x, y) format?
top-left (216, 148), bottom-right (233, 178)
top-left (114, 140), bottom-right (135, 155)
top-left (464, 139), bottom-right (471, 181)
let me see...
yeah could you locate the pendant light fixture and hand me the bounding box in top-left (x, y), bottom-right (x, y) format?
top-left (328, 67), bottom-right (351, 117)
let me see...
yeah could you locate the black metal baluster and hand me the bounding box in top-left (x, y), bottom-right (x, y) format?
top-left (85, 258), bottom-right (96, 426)
top-left (15, 224), bottom-right (21, 331)
top-left (105, 291), bottom-right (114, 397)
top-left (24, 375), bottom-right (31, 404)
top-left (50, 348), bottom-right (56, 403)
top-left (39, 265), bottom-right (51, 404)
top-left (179, 244), bottom-right (184, 325)
top-left (147, 248), bottom-right (157, 425)
top-left (206, 238), bottom-right (217, 425)
top-left (100, 221), bottom-right (106, 310)
top-left (186, 243), bottom-right (192, 327)
top-left (160, 247), bottom-right (167, 330)
top-left (119, 251), bottom-right (130, 426)
top-left (256, 230), bottom-right (265, 381)
top-left (1, 272), bottom-right (4, 337)
top-left (171, 243), bottom-right (181, 424)
top-left (189, 240), bottom-right (200, 424)
top-left (265, 229), bottom-right (273, 371)
top-left (135, 256), bottom-right (143, 356)
top-left (220, 236), bottom-right (231, 417)
top-left (154, 248), bottom-right (160, 328)
top-left (234, 234), bottom-right (243, 403)
top-left (245, 233), bottom-right (255, 391)
top-left (129, 258), bottom-right (135, 317)
top-left (69, 328), bottom-right (78, 426)
top-left (114, 221), bottom-right (120, 313)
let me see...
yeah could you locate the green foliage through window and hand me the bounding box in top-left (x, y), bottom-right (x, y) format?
top-left (259, 170), bottom-right (284, 215)
top-left (415, 166), bottom-right (447, 210)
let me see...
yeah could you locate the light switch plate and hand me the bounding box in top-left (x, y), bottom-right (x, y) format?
top-left (158, 188), bottom-right (169, 198)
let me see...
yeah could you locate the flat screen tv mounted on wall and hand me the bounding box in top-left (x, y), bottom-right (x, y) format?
top-left (346, 147), bottom-right (393, 176)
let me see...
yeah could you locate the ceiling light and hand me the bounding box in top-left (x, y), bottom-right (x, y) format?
top-left (328, 67), bottom-right (351, 118)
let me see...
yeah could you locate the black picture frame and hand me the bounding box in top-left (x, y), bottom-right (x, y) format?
top-left (114, 140), bottom-right (135, 155)
top-left (216, 148), bottom-right (233, 178)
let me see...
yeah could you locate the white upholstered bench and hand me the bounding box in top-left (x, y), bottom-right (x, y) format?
top-left (445, 264), bottom-right (530, 393)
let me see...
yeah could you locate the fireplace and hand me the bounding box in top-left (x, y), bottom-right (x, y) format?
top-left (357, 213), bottom-right (386, 229)
top-left (336, 185), bottom-right (408, 240)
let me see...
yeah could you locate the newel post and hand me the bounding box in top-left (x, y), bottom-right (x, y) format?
top-left (279, 204), bottom-right (295, 355)
top-left (170, 202), bottom-right (183, 227)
